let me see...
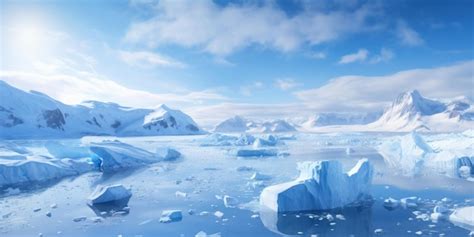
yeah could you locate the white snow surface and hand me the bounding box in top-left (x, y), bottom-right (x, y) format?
top-left (260, 159), bottom-right (373, 212)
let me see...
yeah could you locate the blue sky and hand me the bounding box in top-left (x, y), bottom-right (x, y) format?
top-left (0, 0), bottom-right (473, 126)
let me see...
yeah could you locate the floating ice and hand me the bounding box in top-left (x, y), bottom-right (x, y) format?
top-left (250, 172), bottom-right (272, 181)
top-left (195, 231), bottom-right (222, 237)
top-left (401, 197), bottom-right (419, 208)
top-left (44, 141), bottom-right (89, 159)
top-left (236, 149), bottom-right (277, 157)
top-left (73, 216), bottom-right (87, 222)
top-left (378, 131), bottom-right (474, 177)
top-left (0, 154), bottom-right (93, 188)
top-left (156, 147), bottom-right (181, 161)
top-left (89, 141), bottom-right (161, 172)
top-left (383, 197), bottom-right (400, 210)
top-left (260, 159), bottom-right (373, 212)
top-left (175, 191), bottom-right (187, 198)
top-left (214, 211), bottom-right (224, 218)
top-left (223, 195), bottom-right (238, 208)
top-left (449, 206), bottom-right (474, 231)
top-left (159, 210), bottom-right (182, 223)
top-left (88, 184), bottom-right (132, 205)
top-left (252, 135), bottom-right (278, 148)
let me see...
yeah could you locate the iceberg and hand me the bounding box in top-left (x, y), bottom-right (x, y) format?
top-left (449, 206), bottom-right (474, 231)
top-left (88, 184), bottom-right (132, 205)
top-left (0, 155), bottom-right (93, 188)
top-left (44, 141), bottom-right (90, 159)
top-left (378, 131), bottom-right (474, 177)
top-left (260, 159), bottom-right (373, 212)
top-left (156, 147), bottom-right (181, 161)
top-left (89, 141), bottom-right (161, 172)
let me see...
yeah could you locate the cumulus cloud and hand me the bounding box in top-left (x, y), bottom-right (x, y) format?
top-left (295, 60), bottom-right (474, 112)
top-left (118, 50), bottom-right (186, 68)
top-left (125, 0), bottom-right (383, 56)
top-left (338, 49), bottom-right (369, 64)
top-left (396, 20), bottom-right (424, 46)
top-left (275, 78), bottom-right (300, 90)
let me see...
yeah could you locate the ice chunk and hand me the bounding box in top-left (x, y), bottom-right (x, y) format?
top-left (159, 210), bottom-right (182, 223)
top-left (253, 135), bottom-right (278, 148)
top-left (214, 211), bottom-right (224, 218)
top-left (195, 231), bottom-right (221, 237)
top-left (449, 206), bottom-right (474, 231)
top-left (223, 195), bottom-right (238, 208)
top-left (236, 149), bottom-right (277, 157)
top-left (250, 172), bottom-right (272, 181)
top-left (88, 184), bottom-right (132, 205)
top-left (89, 141), bottom-right (161, 172)
top-left (235, 134), bottom-right (256, 146)
top-left (400, 197), bottom-right (418, 208)
top-left (175, 191), bottom-right (187, 198)
top-left (260, 159), bottom-right (373, 212)
top-left (156, 148), bottom-right (181, 161)
top-left (383, 197), bottom-right (400, 210)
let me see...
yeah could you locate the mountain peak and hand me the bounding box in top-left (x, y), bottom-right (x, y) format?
top-left (391, 90), bottom-right (445, 116)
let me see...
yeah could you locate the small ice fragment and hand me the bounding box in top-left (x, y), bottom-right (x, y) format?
top-left (88, 184), bottom-right (132, 205)
top-left (159, 210), bottom-right (182, 223)
top-left (416, 213), bottom-right (430, 221)
top-left (46, 212), bottom-right (52, 217)
top-left (50, 203), bottom-right (58, 209)
top-left (214, 211), bottom-right (224, 218)
top-left (401, 197), bottom-right (418, 208)
top-left (199, 211), bottom-right (209, 216)
top-left (326, 214), bottom-right (334, 221)
top-left (383, 197), bottom-right (400, 209)
top-left (188, 209), bottom-right (196, 215)
top-left (415, 231), bottom-right (422, 235)
top-left (215, 195), bottom-right (223, 200)
top-left (223, 195), bottom-right (238, 208)
top-left (441, 197), bottom-right (452, 203)
top-left (251, 214), bottom-right (259, 218)
top-left (374, 229), bottom-right (383, 234)
top-left (335, 214), bottom-right (345, 220)
top-left (175, 191), bottom-right (187, 198)
top-left (73, 216), bottom-right (87, 222)
top-left (433, 205), bottom-right (450, 214)
top-left (195, 231), bottom-right (221, 237)
top-left (38, 233), bottom-right (43, 237)
top-left (250, 172), bottom-right (271, 181)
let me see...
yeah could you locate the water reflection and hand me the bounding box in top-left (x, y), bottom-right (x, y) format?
top-left (88, 197), bottom-right (131, 217)
top-left (260, 205), bottom-right (372, 236)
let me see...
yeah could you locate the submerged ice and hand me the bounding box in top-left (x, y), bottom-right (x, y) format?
top-left (260, 159), bottom-right (373, 212)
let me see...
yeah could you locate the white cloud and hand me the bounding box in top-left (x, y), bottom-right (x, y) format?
top-left (275, 78), bottom-right (300, 90)
top-left (369, 48), bottom-right (394, 64)
top-left (118, 50), bottom-right (186, 68)
top-left (338, 49), bottom-right (368, 64)
top-left (396, 20), bottom-right (424, 46)
top-left (125, 1), bottom-right (383, 56)
top-left (295, 60), bottom-right (474, 112)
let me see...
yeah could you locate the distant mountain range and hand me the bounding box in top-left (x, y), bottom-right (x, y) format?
top-left (1, 80), bottom-right (472, 139)
top-left (0, 81), bottom-right (203, 139)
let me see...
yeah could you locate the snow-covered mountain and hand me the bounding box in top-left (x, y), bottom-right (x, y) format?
top-left (368, 90), bottom-right (474, 132)
top-left (0, 81), bottom-right (203, 139)
top-left (302, 112), bottom-right (380, 128)
top-left (213, 116), bottom-right (296, 133)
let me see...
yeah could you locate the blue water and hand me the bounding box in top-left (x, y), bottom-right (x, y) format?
top-left (0, 134), bottom-right (472, 236)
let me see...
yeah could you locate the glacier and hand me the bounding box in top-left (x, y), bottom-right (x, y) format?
top-left (259, 159), bottom-right (373, 212)
top-left (377, 131), bottom-right (474, 178)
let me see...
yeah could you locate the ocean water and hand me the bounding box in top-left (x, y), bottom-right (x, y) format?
top-left (0, 133), bottom-right (472, 236)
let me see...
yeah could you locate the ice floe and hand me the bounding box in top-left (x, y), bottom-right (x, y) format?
top-left (159, 210), bottom-right (182, 223)
top-left (89, 141), bottom-right (162, 172)
top-left (260, 159), bottom-right (373, 212)
top-left (449, 206), bottom-right (474, 231)
top-left (88, 184), bottom-right (132, 205)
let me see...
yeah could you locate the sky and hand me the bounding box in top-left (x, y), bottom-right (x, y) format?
top-left (0, 0), bottom-right (473, 127)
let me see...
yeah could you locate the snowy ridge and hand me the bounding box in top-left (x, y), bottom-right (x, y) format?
top-left (0, 81), bottom-right (203, 139)
top-left (213, 116), bottom-right (296, 133)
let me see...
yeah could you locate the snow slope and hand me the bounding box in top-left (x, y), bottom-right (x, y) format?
top-left (0, 81), bottom-right (203, 139)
